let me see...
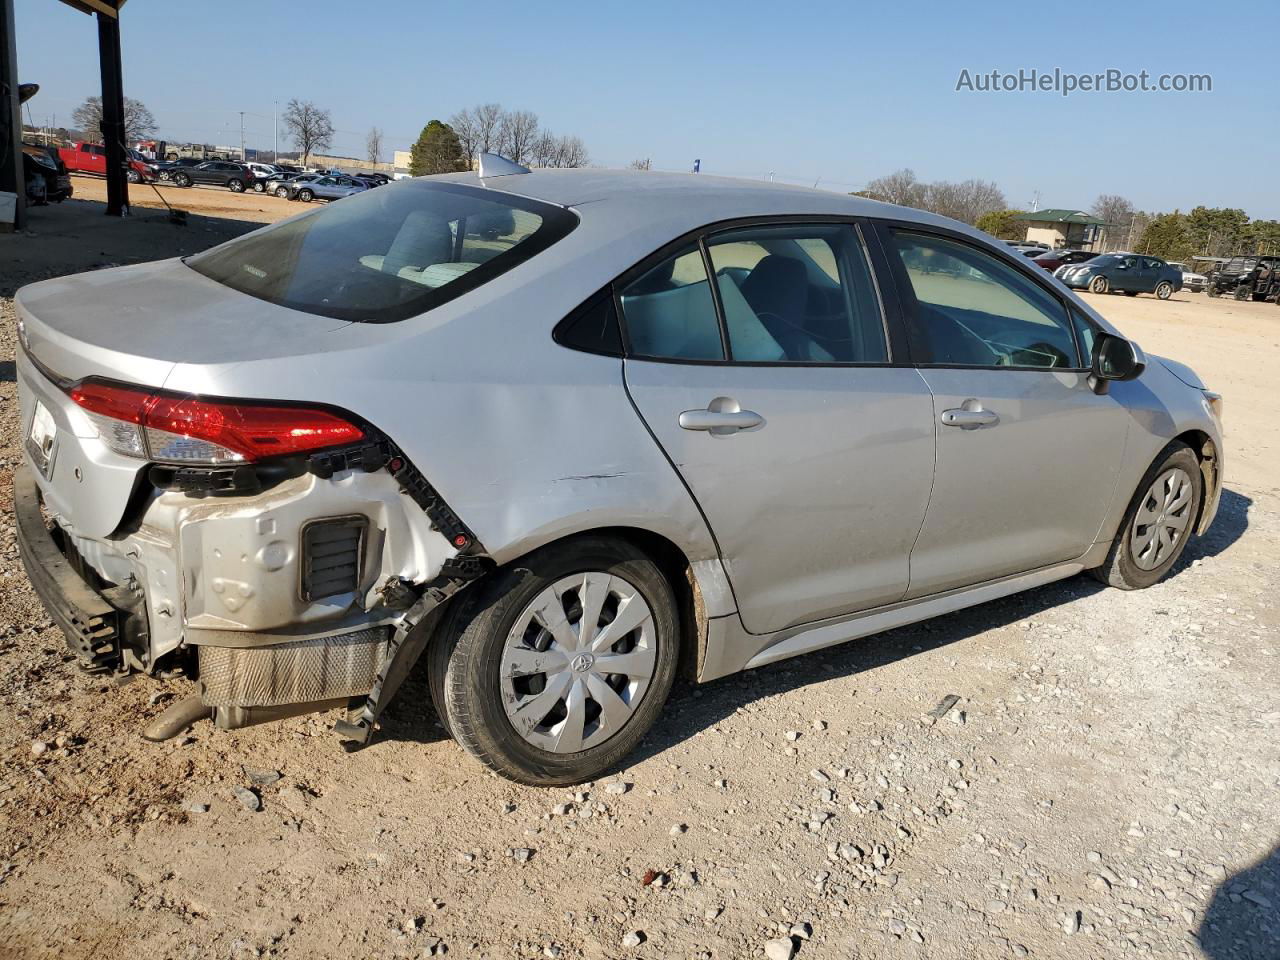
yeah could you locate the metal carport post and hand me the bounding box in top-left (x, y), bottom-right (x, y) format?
top-left (1, 0), bottom-right (23, 230)
top-left (63, 0), bottom-right (129, 216)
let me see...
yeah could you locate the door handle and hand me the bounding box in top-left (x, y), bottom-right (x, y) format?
top-left (940, 401), bottom-right (999, 429)
top-left (678, 397), bottom-right (764, 435)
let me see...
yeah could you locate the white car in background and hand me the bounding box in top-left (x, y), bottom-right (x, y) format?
top-left (1169, 262), bottom-right (1207, 293)
top-left (244, 162), bottom-right (281, 191)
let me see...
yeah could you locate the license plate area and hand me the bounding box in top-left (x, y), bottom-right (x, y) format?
top-left (27, 399), bottom-right (58, 478)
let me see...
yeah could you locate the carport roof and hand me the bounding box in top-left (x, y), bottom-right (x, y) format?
top-left (1014, 208), bottom-right (1107, 225)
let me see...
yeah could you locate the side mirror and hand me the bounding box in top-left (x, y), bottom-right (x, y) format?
top-left (1090, 334), bottom-right (1146, 395)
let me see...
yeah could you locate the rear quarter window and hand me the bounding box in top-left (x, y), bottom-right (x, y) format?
top-left (186, 181), bottom-right (578, 323)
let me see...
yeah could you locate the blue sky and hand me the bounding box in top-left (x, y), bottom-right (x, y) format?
top-left (14, 0), bottom-right (1276, 218)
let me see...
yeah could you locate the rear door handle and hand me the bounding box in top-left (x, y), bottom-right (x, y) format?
top-left (679, 397), bottom-right (764, 435)
top-left (940, 402), bottom-right (999, 429)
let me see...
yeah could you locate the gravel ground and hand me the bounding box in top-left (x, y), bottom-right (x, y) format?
top-left (0, 215), bottom-right (1276, 960)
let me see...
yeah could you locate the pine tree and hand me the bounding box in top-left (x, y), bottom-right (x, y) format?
top-left (409, 121), bottom-right (465, 177)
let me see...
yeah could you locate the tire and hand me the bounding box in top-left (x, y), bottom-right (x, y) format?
top-left (439, 536), bottom-right (680, 786)
top-left (174, 173), bottom-right (192, 188)
top-left (275, 186), bottom-right (289, 198)
top-left (1155, 281), bottom-right (1173, 300)
top-left (126, 168), bottom-right (141, 184)
top-left (228, 179), bottom-right (245, 192)
top-left (1091, 442), bottom-right (1203, 590)
top-left (298, 188), bottom-right (313, 202)
top-left (1089, 276), bottom-right (1109, 294)
top-left (253, 181), bottom-right (265, 193)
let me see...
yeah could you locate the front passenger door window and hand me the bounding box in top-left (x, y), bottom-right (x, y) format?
top-left (887, 231), bottom-right (1081, 368)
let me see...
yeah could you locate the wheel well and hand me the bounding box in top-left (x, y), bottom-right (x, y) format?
top-left (584, 527), bottom-right (705, 682)
top-left (1174, 429), bottom-right (1218, 533)
top-left (479, 527), bottom-right (707, 682)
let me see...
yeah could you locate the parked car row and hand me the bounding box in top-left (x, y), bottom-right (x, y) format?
top-left (154, 159), bottom-right (390, 197)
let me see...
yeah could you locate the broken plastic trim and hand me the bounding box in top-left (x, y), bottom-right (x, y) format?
top-left (335, 555), bottom-right (491, 747)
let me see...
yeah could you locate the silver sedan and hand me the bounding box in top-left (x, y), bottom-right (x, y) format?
top-left (12, 157), bottom-right (1223, 785)
top-left (292, 175), bottom-right (367, 202)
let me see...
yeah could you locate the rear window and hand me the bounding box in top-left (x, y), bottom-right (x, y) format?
top-left (186, 181), bottom-right (578, 322)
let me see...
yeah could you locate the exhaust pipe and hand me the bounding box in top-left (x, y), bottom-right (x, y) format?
top-left (142, 694), bottom-right (212, 742)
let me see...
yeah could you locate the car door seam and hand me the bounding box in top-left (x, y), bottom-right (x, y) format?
top-left (903, 365), bottom-right (940, 601)
top-left (619, 358), bottom-right (746, 623)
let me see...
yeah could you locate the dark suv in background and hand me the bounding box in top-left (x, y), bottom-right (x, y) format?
top-left (1205, 255), bottom-right (1280, 301)
top-left (167, 160), bottom-right (259, 192)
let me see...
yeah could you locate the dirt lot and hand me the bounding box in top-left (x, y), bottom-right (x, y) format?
top-left (0, 200), bottom-right (1277, 960)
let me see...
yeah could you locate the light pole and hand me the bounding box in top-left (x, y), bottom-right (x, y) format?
top-left (239, 110), bottom-right (245, 160)
top-left (273, 100), bottom-right (277, 161)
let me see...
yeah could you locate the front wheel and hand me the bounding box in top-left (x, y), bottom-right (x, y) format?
top-left (438, 537), bottom-right (680, 786)
top-left (252, 181), bottom-right (265, 193)
top-left (126, 168), bottom-right (141, 184)
top-left (228, 179), bottom-right (245, 192)
top-left (1155, 281), bottom-right (1173, 300)
top-left (297, 188), bottom-right (313, 201)
top-left (1091, 443), bottom-right (1203, 590)
top-left (1089, 276), bottom-right (1110, 294)
top-left (173, 173), bottom-right (192, 187)
top-left (275, 186), bottom-right (289, 198)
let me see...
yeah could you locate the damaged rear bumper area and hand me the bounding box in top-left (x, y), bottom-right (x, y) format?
top-left (14, 455), bottom-right (484, 742)
top-left (15, 466), bottom-right (140, 672)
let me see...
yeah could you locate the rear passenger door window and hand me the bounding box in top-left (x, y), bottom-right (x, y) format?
top-left (705, 225), bottom-right (887, 363)
top-left (885, 230), bottom-right (1081, 369)
top-left (618, 245), bottom-right (725, 361)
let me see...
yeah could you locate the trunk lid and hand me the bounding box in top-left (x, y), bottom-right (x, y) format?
top-left (14, 259), bottom-right (358, 539)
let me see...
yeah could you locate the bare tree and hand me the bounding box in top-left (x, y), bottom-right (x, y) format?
top-left (529, 131), bottom-right (557, 168)
top-left (473, 103), bottom-right (504, 156)
top-left (498, 110), bottom-right (540, 165)
top-left (282, 99), bottom-right (334, 168)
top-left (921, 178), bottom-right (1006, 225)
top-left (366, 127), bottom-right (383, 165)
top-left (629, 158), bottom-right (652, 170)
top-left (1091, 194), bottom-right (1136, 250)
top-left (558, 135), bottom-right (589, 168)
top-left (861, 168), bottom-right (1004, 225)
top-left (71, 95), bottom-right (157, 142)
top-left (863, 168), bottom-right (925, 207)
top-left (448, 107), bottom-right (479, 168)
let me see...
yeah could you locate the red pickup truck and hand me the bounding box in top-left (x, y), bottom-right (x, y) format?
top-left (58, 141), bottom-right (157, 183)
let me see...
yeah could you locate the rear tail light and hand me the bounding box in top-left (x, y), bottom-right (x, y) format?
top-left (68, 380), bottom-right (364, 465)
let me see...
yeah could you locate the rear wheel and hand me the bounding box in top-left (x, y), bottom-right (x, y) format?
top-left (1091, 443), bottom-right (1202, 590)
top-left (1155, 281), bottom-right (1173, 300)
top-left (228, 179), bottom-right (245, 192)
top-left (173, 173), bottom-right (192, 187)
top-left (126, 168), bottom-right (141, 184)
top-left (1089, 276), bottom-right (1109, 294)
top-left (252, 181), bottom-right (266, 192)
top-left (439, 537), bottom-right (680, 786)
top-left (275, 186), bottom-right (289, 198)
top-left (298, 188), bottom-right (314, 202)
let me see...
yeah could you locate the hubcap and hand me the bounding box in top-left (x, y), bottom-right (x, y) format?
top-left (500, 572), bottom-right (657, 754)
top-left (1130, 467), bottom-right (1194, 570)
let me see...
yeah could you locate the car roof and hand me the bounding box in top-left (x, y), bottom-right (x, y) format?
top-left (421, 168), bottom-right (962, 238)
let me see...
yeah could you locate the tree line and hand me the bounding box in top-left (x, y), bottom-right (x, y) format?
top-left (406, 104), bottom-right (590, 176)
